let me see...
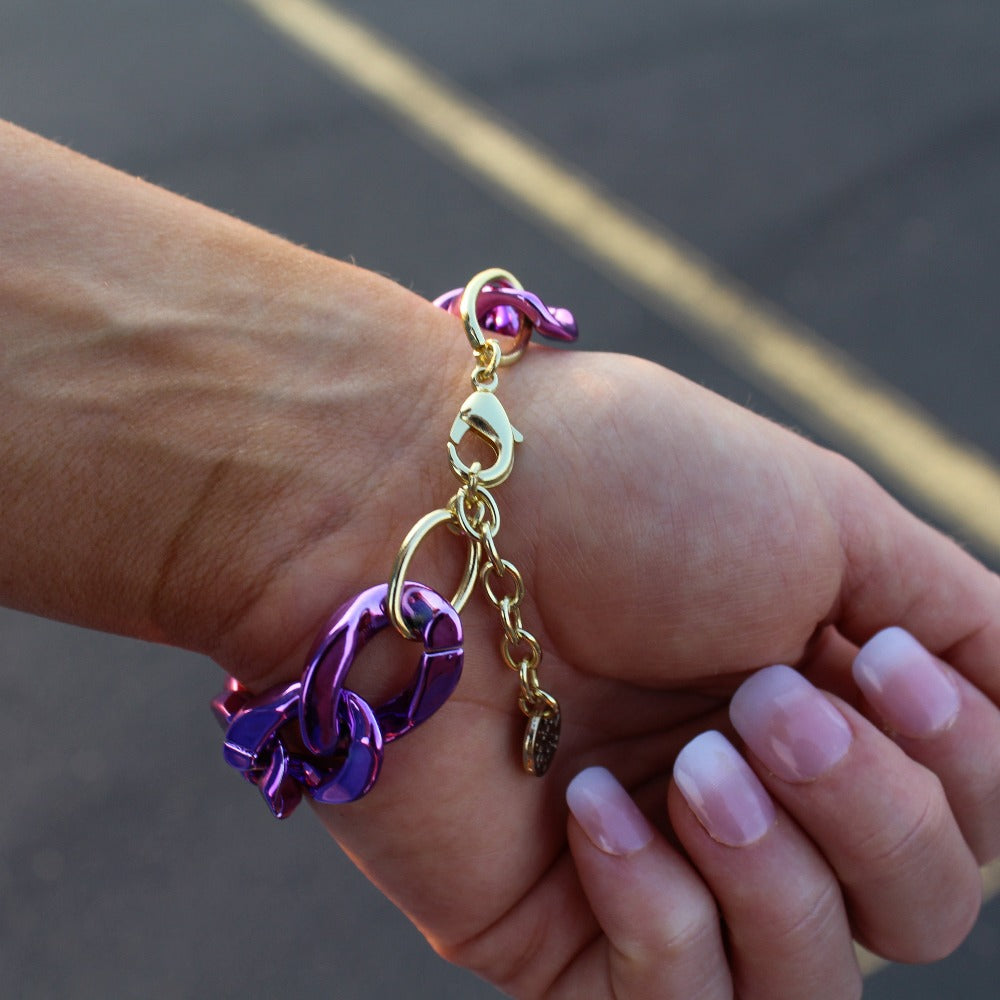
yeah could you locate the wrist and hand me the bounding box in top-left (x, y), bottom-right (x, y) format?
top-left (0, 123), bottom-right (466, 657)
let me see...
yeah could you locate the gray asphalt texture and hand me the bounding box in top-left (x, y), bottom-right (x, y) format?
top-left (1, 1), bottom-right (998, 997)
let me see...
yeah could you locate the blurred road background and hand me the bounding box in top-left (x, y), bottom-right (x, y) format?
top-left (1, 1), bottom-right (998, 996)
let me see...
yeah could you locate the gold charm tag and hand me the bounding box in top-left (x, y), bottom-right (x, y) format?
top-left (523, 707), bottom-right (561, 777)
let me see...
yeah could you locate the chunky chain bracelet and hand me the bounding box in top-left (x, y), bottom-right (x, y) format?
top-left (212, 268), bottom-right (577, 817)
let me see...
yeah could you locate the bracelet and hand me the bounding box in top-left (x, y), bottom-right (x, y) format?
top-left (212, 268), bottom-right (577, 818)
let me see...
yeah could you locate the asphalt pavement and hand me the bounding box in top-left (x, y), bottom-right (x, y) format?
top-left (1, 1), bottom-right (998, 997)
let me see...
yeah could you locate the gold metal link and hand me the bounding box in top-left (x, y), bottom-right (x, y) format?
top-left (501, 627), bottom-right (542, 674)
top-left (454, 484), bottom-right (500, 543)
top-left (480, 558), bottom-right (524, 609)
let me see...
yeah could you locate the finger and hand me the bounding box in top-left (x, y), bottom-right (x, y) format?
top-left (561, 767), bottom-right (732, 1000)
top-left (826, 458), bottom-right (1000, 699)
top-left (730, 664), bottom-right (982, 961)
top-left (778, 624), bottom-right (1000, 859)
top-left (853, 627), bottom-right (1000, 861)
top-left (670, 731), bottom-right (862, 1000)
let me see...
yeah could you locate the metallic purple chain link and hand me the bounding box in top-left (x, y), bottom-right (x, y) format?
top-left (433, 284), bottom-right (578, 343)
top-left (213, 583), bottom-right (462, 818)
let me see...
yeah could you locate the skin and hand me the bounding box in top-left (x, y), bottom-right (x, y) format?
top-left (3, 120), bottom-right (999, 998)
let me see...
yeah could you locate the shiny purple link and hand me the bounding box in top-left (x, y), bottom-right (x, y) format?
top-left (433, 284), bottom-right (578, 343)
top-left (213, 582), bottom-right (463, 818)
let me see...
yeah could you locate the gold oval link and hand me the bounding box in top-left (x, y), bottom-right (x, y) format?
top-left (455, 484), bottom-right (500, 541)
top-left (389, 507), bottom-right (480, 639)
top-left (502, 627), bottom-right (541, 673)
top-left (481, 559), bottom-right (525, 610)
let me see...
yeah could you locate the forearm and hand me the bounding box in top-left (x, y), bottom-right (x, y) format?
top-left (0, 121), bottom-right (456, 658)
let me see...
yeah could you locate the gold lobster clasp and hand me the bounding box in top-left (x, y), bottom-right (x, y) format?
top-left (447, 390), bottom-right (524, 487)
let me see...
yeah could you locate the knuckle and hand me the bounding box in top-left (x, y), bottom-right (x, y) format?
top-left (846, 770), bottom-right (945, 877)
top-left (610, 914), bottom-right (725, 1000)
top-left (641, 902), bottom-right (718, 964)
top-left (768, 877), bottom-right (844, 953)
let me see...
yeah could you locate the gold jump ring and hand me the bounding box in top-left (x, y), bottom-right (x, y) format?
top-left (389, 508), bottom-right (480, 640)
top-left (459, 268), bottom-right (531, 366)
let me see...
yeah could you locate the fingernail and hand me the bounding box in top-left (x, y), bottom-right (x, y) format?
top-left (853, 627), bottom-right (961, 737)
top-left (566, 767), bottom-right (655, 857)
top-left (673, 731), bottom-right (776, 846)
top-left (730, 664), bottom-right (853, 782)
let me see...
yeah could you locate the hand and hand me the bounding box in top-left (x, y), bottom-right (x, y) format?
top-left (210, 331), bottom-right (1000, 999)
top-left (4, 125), bottom-right (996, 998)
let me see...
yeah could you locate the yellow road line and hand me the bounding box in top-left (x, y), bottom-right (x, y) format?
top-left (237, 0), bottom-right (1000, 561)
